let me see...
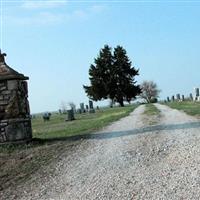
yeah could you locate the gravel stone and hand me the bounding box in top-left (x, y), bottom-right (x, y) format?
top-left (2, 104), bottom-right (200, 200)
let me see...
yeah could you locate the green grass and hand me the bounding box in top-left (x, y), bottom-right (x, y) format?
top-left (143, 103), bottom-right (160, 125)
top-left (0, 105), bottom-right (138, 193)
top-left (144, 103), bottom-right (160, 116)
top-left (164, 101), bottom-right (200, 116)
top-left (32, 105), bottom-right (137, 139)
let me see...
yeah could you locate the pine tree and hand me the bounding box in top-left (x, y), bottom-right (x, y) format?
top-left (112, 46), bottom-right (141, 106)
top-left (83, 45), bottom-right (141, 106)
top-left (83, 45), bottom-right (113, 101)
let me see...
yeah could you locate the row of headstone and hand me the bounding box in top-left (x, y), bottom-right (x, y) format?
top-left (167, 93), bottom-right (194, 102)
top-left (59, 100), bottom-right (97, 121)
top-left (167, 94), bottom-right (185, 102)
top-left (78, 101), bottom-right (96, 114)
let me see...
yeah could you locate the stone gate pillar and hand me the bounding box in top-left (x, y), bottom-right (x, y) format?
top-left (0, 51), bottom-right (32, 143)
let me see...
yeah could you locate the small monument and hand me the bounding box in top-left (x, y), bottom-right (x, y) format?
top-left (66, 109), bottom-right (75, 121)
top-left (85, 105), bottom-right (89, 112)
top-left (80, 103), bottom-right (85, 113)
top-left (181, 95), bottom-right (185, 101)
top-left (167, 97), bottom-right (170, 102)
top-left (171, 95), bottom-right (175, 102)
top-left (0, 51), bottom-right (32, 143)
top-left (89, 100), bottom-right (95, 113)
top-left (189, 93), bottom-right (193, 101)
top-left (194, 88), bottom-right (200, 101)
top-left (176, 94), bottom-right (180, 101)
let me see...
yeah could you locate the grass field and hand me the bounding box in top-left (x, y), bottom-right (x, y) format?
top-left (32, 105), bottom-right (137, 139)
top-left (0, 105), bottom-right (138, 192)
top-left (164, 101), bottom-right (200, 116)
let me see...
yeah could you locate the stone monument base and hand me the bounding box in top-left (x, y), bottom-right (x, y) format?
top-left (0, 118), bottom-right (32, 144)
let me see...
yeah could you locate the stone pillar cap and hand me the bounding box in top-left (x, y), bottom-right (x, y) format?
top-left (0, 51), bottom-right (29, 81)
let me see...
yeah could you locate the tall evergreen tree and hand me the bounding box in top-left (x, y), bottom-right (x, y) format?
top-left (112, 46), bottom-right (141, 106)
top-left (83, 45), bottom-right (141, 106)
top-left (83, 45), bottom-right (113, 101)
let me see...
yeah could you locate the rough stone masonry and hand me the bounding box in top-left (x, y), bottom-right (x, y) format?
top-left (0, 51), bottom-right (32, 143)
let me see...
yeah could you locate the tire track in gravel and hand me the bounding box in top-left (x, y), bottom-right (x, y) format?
top-left (3, 104), bottom-right (200, 200)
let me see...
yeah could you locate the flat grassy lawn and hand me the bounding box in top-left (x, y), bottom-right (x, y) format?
top-left (165, 101), bottom-right (200, 116)
top-left (144, 103), bottom-right (160, 116)
top-left (32, 105), bottom-right (137, 139)
top-left (0, 105), bottom-right (138, 192)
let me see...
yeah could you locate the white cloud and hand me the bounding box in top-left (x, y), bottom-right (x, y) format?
top-left (7, 12), bottom-right (66, 26)
top-left (21, 0), bottom-right (68, 9)
top-left (7, 3), bottom-right (107, 26)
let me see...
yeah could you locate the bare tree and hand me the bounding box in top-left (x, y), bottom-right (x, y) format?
top-left (60, 101), bottom-right (68, 114)
top-left (140, 81), bottom-right (160, 103)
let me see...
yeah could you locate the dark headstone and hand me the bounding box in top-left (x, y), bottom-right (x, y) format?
top-left (171, 95), bottom-right (175, 101)
top-left (167, 97), bottom-right (170, 102)
top-left (43, 112), bottom-right (51, 121)
top-left (89, 100), bottom-right (94, 109)
top-left (195, 88), bottom-right (200, 97)
top-left (176, 94), bottom-right (180, 100)
top-left (89, 100), bottom-right (95, 113)
top-left (181, 95), bottom-right (185, 101)
top-left (67, 109), bottom-right (75, 121)
top-left (190, 93), bottom-right (193, 101)
top-left (80, 103), bottom-right (84, 113)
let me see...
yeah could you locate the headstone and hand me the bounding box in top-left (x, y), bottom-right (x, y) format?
top-left (0, 51), bottom-right (32, 144)
top-left (43, 112), bottom-right (51, 121)
top-left (195, 88), bottom-right (200, 97)
top-left (85, 105), bottom-right (89, 112)
top-left (80, 103), bottom-right (84, 113)
top-left (89, 100), bottom-right (95, 113)
top-left (167, 97), bottom-right (170, 102)
top-left (66, 109), bottom-right (75, 121)
top-left (171, 95), bottom-right (175, 102)
top-left (89, 100), bottom-right (94, 109)
top-left (190, 93), bottom-right (193, 101)
top-left (176, 94), bottom-right (180, 100)
top-left (181, 95), bottom-right (185, 101)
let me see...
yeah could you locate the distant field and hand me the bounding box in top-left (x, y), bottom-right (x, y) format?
top-left (164, 101), bottom-right (200, 116)
top-left (32, 105), bottom-right (138, 139)
top-left (0, 105), bottom-right (138, 192)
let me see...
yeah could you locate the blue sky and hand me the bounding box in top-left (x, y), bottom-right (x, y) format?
top-left (1, 0), bottom-right (200, 113)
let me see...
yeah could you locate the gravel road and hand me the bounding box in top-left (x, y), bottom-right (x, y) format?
top-left (4, 103), bottom-right (200, 200)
